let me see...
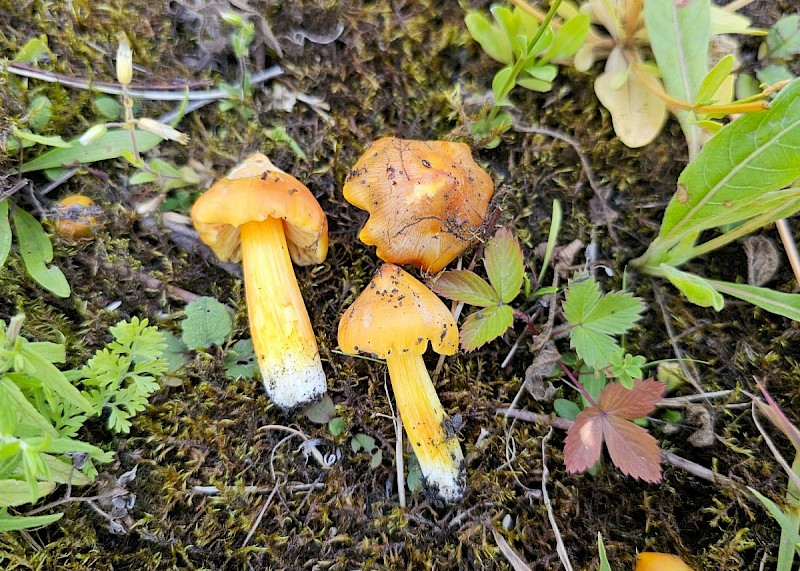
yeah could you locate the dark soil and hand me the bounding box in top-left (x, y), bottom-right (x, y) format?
top-left (1, 0), bottom-right (799, 569)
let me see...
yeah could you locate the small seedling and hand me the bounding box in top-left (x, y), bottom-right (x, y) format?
top-left (564, 378), bottom-right (665, 482)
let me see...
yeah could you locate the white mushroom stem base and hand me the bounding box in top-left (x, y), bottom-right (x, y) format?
top-left (239, 218), bottom-right (326, 409)
top-left (386, 352), bottom-right (464, 502)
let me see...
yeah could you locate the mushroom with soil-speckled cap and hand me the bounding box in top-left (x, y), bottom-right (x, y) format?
top-left (338, 263), bottom-right (465, 502)
top-left (343, 137), bottom-right (494, 274)
top-left (190, 153), bottom-right (328, 409)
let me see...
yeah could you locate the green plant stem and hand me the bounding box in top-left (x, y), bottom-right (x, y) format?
top-left (689, 197), bottom-right (800, 260)
top-left (487, 0), bottom-right (563, 124)
top-left (777, 452), bottom-right (800, 570)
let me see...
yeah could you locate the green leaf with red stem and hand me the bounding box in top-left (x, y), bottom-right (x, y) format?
top-left (484, 228), bottom-right (524, 304)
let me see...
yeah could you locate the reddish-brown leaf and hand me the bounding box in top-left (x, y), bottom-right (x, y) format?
top-left (599, 378), bottom-right (666, 419)
top-left (564, 379), bottom-right (665, 482)
top-left (603, 415), bottom-right (662, 483)
top-left (564, 408), bottom-right (603, 473)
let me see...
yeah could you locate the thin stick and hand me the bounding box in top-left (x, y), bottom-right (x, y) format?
top-left (776, 218), bottom-right (800, 284)
top-left (495, 407), bottom-right (742, 488)
top-left (542, 427), bottom-right (574, 571)
top-left (241, 480), bottom-right (281, 548)
top-left (383, 374), bottom-right (406, 508)
top-left (2, 63), bottom-right (283, 101)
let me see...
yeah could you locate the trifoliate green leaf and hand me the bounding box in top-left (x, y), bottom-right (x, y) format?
top-left (484, 228), bottom-right (524, 304)
top-left (432, 270), bottom-right (499, 307)
top-left (564, 275), bottom-right (644, 369)
top-left (181, 297), bottom-right (232, 350)
top-left (460, 305), bottom-right (514, 351)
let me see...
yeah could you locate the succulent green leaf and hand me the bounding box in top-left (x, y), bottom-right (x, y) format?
top-left (12, 208), bottom-right (70, 297)
top-left (492, 66), bottom-right (515, 104)
top-left (661, 265), bottom-right (724, 310)
top-left (432, 270), bottom-right (499, 307)
top-left (484, 228), bottom-right (524, 304)
top-left (542, 14), bottom-right (589, 62)
top-left (465, 11), bottom-right (513, 64)
top-left (460, 305), bottom-right (514, 351)
top-left (0, 200), bottom-right (10, 269)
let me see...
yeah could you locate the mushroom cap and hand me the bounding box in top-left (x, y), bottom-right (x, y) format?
top-left (190, 153), bottom-right (328, 266)
top-left (343, 137), bottom-right (494, 273)
top-left (338, 263), bottom-right (458, 359)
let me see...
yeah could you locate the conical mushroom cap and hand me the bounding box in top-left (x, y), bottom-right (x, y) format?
top-left (338, 263), bottom-right (458, 359)
top-left (190, 153), bottom-right (328, 266)
top-left (343, 137), bottom-right (494, 273)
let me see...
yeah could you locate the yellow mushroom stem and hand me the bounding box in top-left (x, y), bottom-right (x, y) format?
top-left (239, 217), bottom-right (325, 409)
top-left (385, 352), bottom-right (464, 502)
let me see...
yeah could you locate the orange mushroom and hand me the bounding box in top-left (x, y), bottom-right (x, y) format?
top-left (338, 263), bottom-right (464, 501)
top-left (54, 195), bottom-right (99, 239)
top-left (190, 153), bottom-right (328, 409)
top-left (635, 552), bottom-right (695, 571)
top-left (343, 137), bottom-right (494, 273)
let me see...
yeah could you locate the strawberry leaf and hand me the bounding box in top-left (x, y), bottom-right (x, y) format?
top-left (564, 275), bottom-right (645, 369)
top-left (484, 228), bottom-right (524, 304)
top-left (432, 270), bottom-right (499, 307)
top-left (460, 305), bottom-right (514, 351)
top-left (564, 379), bottom-right (664, 482)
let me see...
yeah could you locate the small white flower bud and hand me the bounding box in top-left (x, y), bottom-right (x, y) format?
top-left (136, 118), bottom-right (190, 144)
top-left (78, 124), bottom-right (108, 146)
top-left (116, 32), bottom-right (133, 85)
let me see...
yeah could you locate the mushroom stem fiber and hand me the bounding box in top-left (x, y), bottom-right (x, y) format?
top-left (386, 352), bottom-right (464, 502)
top-left (240, 218), bottom-right (325, 409)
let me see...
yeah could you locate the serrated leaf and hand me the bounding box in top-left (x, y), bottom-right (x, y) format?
top-left (12, 208), bottom-right (70, 297)
top-left (484, 228), bottom-right (524, 304)
top-left (460, 305), bottom-right (514, 351)
top-left (181, 297), bottom-right (232, 350)
top-left (662, 265), bottom-right (724, 310)
top-left (564, 276), bottom-right (644, 369)
top-left (0, 200), bottom-right (10, 268)
top-left (564, 379), bottom-right (664, 482)
top-left (644, 0), bottom-right (709, 159)
top-left (432, 270), bottom-right (499, 307)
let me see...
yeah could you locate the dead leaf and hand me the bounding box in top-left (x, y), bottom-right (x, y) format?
top-left (594, 47), bottom-right (667, 148)
top-left (686, 404), bottom-right (715, 448)
top-left (743, 235), bottom-right (780, 286)
top-left (564, 379), bottom-right (665, 482)
top-left (492, 529), bottom-right (533, 571)
top-left (524, 342), bottom-right (560, 401)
